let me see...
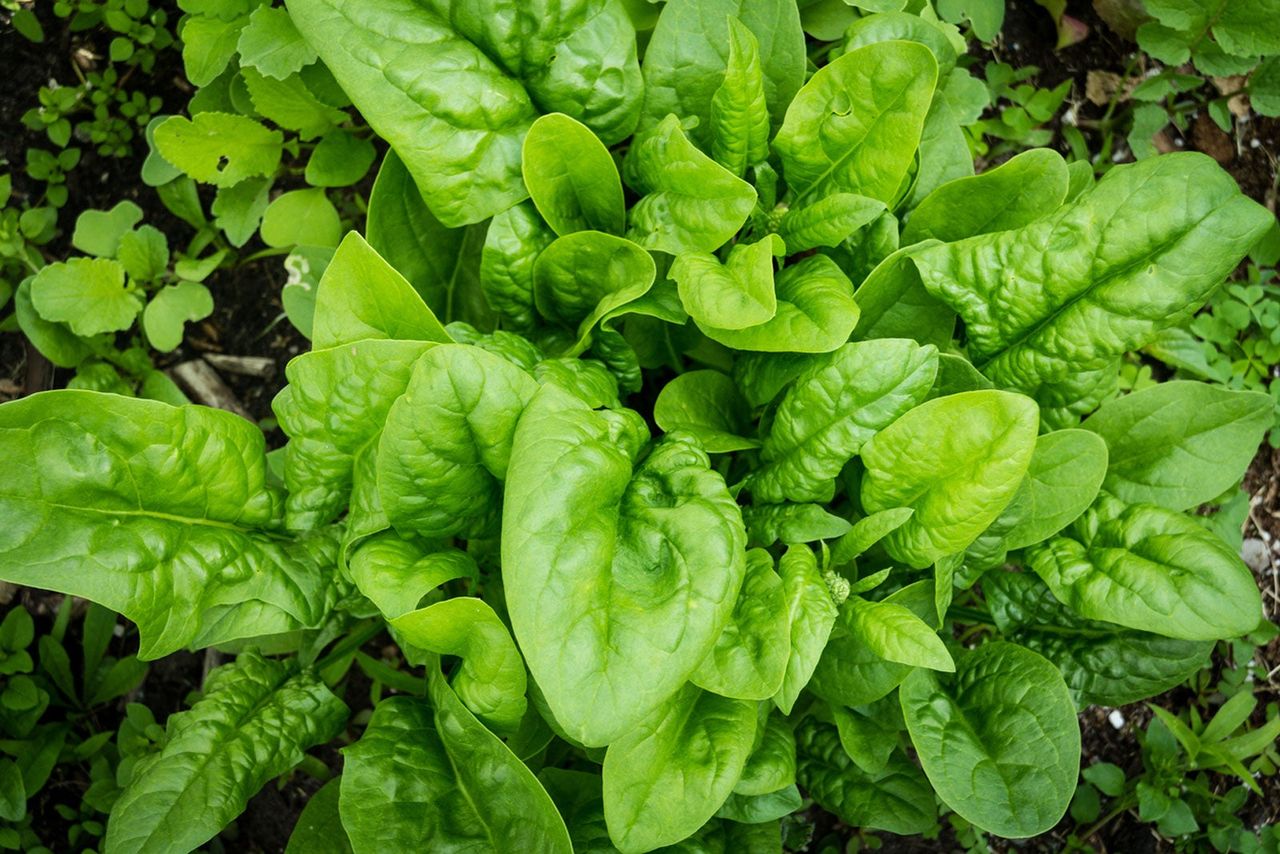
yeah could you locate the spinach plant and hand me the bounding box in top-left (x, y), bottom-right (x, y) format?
top-left (0, 1), bottom-right (1276, 851)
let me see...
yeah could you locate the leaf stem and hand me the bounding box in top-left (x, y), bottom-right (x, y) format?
top-left (314, 619), bottom-right (384, 674)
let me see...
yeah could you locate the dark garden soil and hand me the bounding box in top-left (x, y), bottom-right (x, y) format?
top-left (1, 0), bottom-right (1279, 851)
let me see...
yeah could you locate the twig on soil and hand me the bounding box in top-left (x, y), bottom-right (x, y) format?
top-left (201, 353), bottom-right (276, 378)
top-left (168, 359), bottom-right (253, 421)
top-left (1247, 494), bottom-right (1279, 620)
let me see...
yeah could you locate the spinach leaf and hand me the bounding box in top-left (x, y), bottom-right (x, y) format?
top-left (523, 113), bottom-right (626, 236)
top-left (698, 255), bottom-right (859, 353)
top-left (1028, 496), bottom-right (1263, 641)
top-left (639, 0), bottom-right (804, 147)
top-left (653, 369), bottom-right (760, 452)
top-left (340, 669), bottom-right (572, 852)
top-left (916, 153), bottom-right (1274, 395)
top-left (287, 0), bottom-right (536, 226)
top-left (902, 148), bottom-right (1069, 244)
top-left (773, 545), bottom-right (838, 714)
top-left (274, 338), bottom-right (434, 529)
top-left (899, 642), bottom-right (1080, 837)
top-left (748, 339), bottom-right (938, 503)
top-left (623, 115), bottom-right (757, 254)
top-left (670, 234), bottom-right (781, 331)
top-left (377, 344), bottom-right (539, 539)
top-left (503, 386), bottom-right (746, 746)
top-left (861, 390), bottom-right (1039, 568)
top-left (310, 231), bottom-right (451, 350)
top-left (479, 201), bottom-right (555, 330)
top-left (798, 721), bottom-right (937, 835)
top-left (775, 40), bottom-right (937, 205)
top-left (692, 549), bottom-right (790, 700)
top-left (0, 392), bottom-right (338, 659)
top-left (710, 17), bottom-right (772, 176)
top-left (364, 152), bottom-right (494, 326)
top-left (985, 571), bottom-right (1212, 707)
top-left (106, 652), bottom-right (346, 854)
top-left (421, 0), bottom-right (643, 144)
top-left (1082, 381), bottom-right (1274, 511)
top-left (603, 685), bottom-right (757, 852)
top-left (391, 597), bottom-right (527, 731)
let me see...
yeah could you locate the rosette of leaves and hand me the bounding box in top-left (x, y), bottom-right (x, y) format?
top-left (0, 3), bottom-right (1275, 852)
top-left (12, 199), bottom-right (225, 398)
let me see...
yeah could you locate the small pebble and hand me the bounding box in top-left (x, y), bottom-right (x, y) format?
top-left (1108, 709), bottom-right (1125, 729)
top-left (1241, 538), bottom-right (1269, 573)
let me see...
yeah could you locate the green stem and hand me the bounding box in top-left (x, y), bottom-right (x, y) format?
top-left (946, 605), bottom-right (995, 625)
top-left (239, 246), bottom-right (293, 264)
top-left (1080, 795), bottom-right (1137, 842)
top-left (314, 620), bottom-right (384, 674)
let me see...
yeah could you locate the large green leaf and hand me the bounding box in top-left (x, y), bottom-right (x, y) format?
top-left (638, 0), bottom-right (805, 147)
top-left (735, 709), bottom-right (797, 796)
top-left (915, 153), bottom-right (1274, 395)
top-left (391, 597), bottom-right (527, 731)
top-left (748, 339), bottom-right (937, 503)
top-left (503, 386), bottom-right (746, 746)
top-left (105, 653), bottom-right (346, 854)
top-left (533, 231), bottom-right (657, 333)
top-left (479, 201), bottom-right (555, 330)
top-left (1083, 381), bottom-right (1274, 512)
top-left (0, 392), bottom-right (339, 659)
top-left (774, 40), bottom-right (936, 205)
top-left (901, 148), bottom-right (1069, 244)
top-left (778, 192), bottom-right (886, 253)
top-left (861, 390), bottom-right (1039, 568)
top-left (653, 370), bottom-right (759, 453)
top-left (364, 152), bottom-right (491, 326)
top-left (339, 673), bottom-right (571, 852)
top-left (285, 779), bottom-right (350, 854)
top-left (274, 338), bottom-right (436, 530)
top-left (900, 642), bottom-right (1080, 838)
top-left (692, 549), bottom-right (790, 700)
top-left (283, 0), bottom-right (502, 209)
top-left (377, 344), bottom-right (539, 540)
top-left (1002, 428), bottom-right (1109, 551)
top-left (623, 115), bottom-right (757, 254)
top-left (670, 235), bottom-right (781, 331)
top-left (522, 113), bottom-right (625, 236)
top-left (1027, 497), bottom-right (1263, 641)
top-left (420, 0), bottom-right (643, 144)
top-left (808, 580), bottom-right (934, 708)
top-left (709, 17), bottom-right (771, 176)
top-left (744, 503), bottom-right (852, 547)
top-left (773, 545), bottom-right (838, 714)
top-left (844, 595), bottom-right (954, 672)
top-left (603, 685), bottom-right (757, 852)
top-left (309, 231), bottom-right (452, 350)
top-left (698, 255), bottom-right (859, 353)
top-left (347, 535), bottom-right (476, 620)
